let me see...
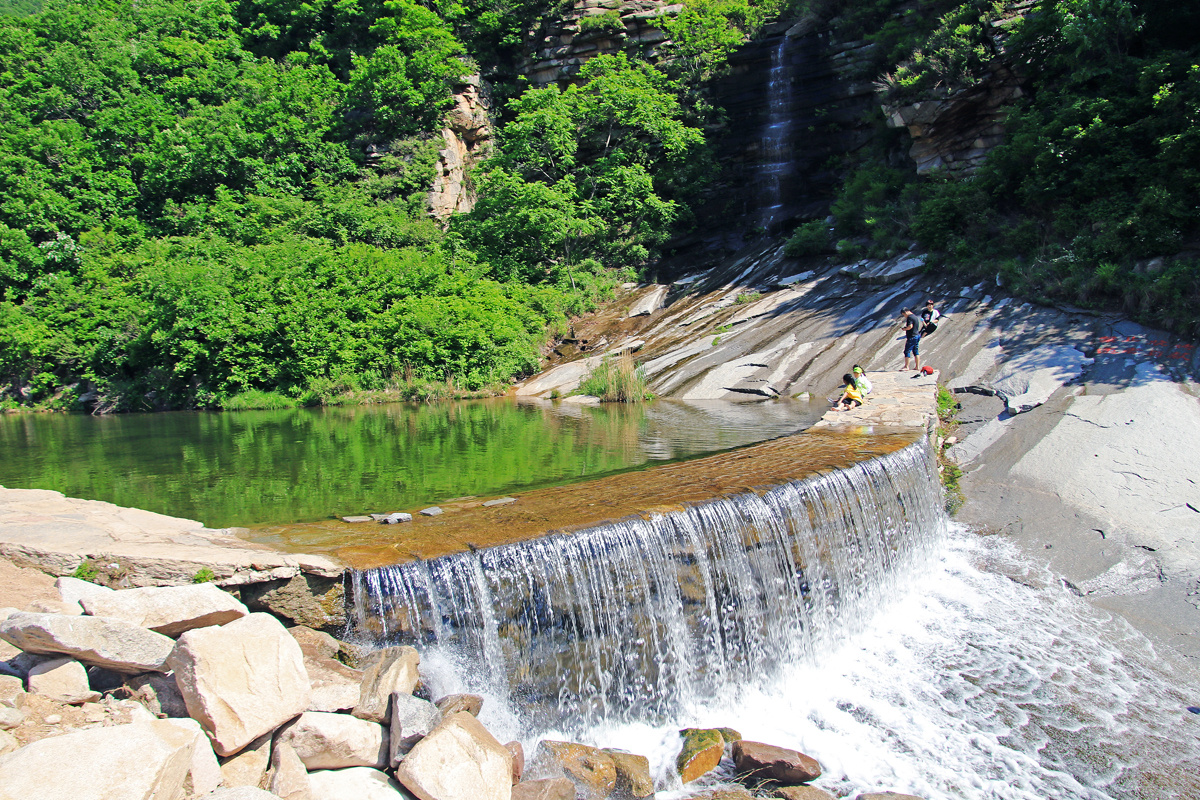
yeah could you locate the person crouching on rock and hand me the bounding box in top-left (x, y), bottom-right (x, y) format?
top-left (833, 373), bottom-right (863, 411)
top-left (852, 365), bottom-right (872, 397)
top-left (901, 308), bottom-right (922, 371)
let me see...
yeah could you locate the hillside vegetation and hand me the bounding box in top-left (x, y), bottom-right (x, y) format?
top-left (0, 0), bottom-right (1196, 412)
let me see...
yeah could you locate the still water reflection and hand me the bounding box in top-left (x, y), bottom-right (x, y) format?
top-left (0, 397), bottom-right (823, 528)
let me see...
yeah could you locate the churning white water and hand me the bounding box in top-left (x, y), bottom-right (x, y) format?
top-left (573, 529), bottom-right (1200, 799)
top-left (348, 441), bottom-right (1200, 798)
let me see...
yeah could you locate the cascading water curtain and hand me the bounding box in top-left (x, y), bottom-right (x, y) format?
top-left (348, 440), bottom-right (946, 732)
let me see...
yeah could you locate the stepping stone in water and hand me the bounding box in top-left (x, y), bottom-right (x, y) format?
top-left (482, 497), bottom-right (516, 508)
top-left (370, 513), bottom-right (413, 524)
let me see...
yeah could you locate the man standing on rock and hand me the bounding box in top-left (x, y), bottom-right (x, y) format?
top-left (901, 308), bottom-right (922, 371)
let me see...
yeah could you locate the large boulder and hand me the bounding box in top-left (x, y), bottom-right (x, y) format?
top-left (220, 731), bottom-right (273, 788)
top-left (676, 728), bottom-right (731, 784)
top-left (81, 584), bottom-right (248, 637)
top-left (352, 646), bottom-right (420, 724)
top-left (0, 719), bottom-right (206, 800)
top-left (389, 692), bottom-right (442, 765)
top-left (534, 740), bottom-right (616, 800)
top-left (0, 611), bottom-right (175, 673)
top-left (395, 711), bottom-right (513, 800)
top-left (26, 656), bottom-right (100, 704)
top-left (268, 739), bottom-right (312, 800)
top-left (731, 741), bottom-right (820, 784)
top-left (308, 767), bottom-right (407, 800)
top-left (604, 750), bottom-right (653, 799)
top-left (511, 779), bottom-right (574, 800)
top-left (276, 711), bottom-right (389, 770)
top-left (167, 612), bottom-right (311, 756)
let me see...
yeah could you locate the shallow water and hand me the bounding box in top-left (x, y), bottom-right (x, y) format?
top-left (0, 397), bottom-right (822, 528)
top-left (420, 529), bottom-right (1200, 800)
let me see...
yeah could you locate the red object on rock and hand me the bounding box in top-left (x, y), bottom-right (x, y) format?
top-left (731, 740), bottom-right (822, 784)
top-left (920, 366), bottom-right (934, 375)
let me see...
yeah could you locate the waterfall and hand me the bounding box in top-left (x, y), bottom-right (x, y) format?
top-left (347, 439), bottom-right (945, 735)
top-left (759, 36), bottom-right (796, 231)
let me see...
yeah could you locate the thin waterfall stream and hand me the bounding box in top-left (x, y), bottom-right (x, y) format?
top-left (346, 438), bottom-right (1200, 799)
top-left (759, 36), bottom-right (795, 231)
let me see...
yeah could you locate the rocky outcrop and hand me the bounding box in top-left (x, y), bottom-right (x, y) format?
top-left (429, 77), bottom-right (493, 222)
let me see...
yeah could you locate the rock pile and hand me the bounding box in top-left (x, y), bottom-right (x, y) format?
top-left (0, 577), bottom-right (922, 800)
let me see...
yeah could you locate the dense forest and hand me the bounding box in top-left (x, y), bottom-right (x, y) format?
top-left (0, 0), bottom-right (1195, 411)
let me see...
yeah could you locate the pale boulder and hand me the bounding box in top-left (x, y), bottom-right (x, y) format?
top-left (0, 719), bottom-right (202, 800)
top-left (167, 613), bottom-right (310, 756)
top-left (201, 789), bottom-right (284, 799)
top-left (276, 711), bottom-right (389, 770)
top-left (26, 656), bottom-right (99, 704)
top-left (160, 717), bottom-right (224, 796)
top-left (389, 692), bottom-right (442, 765)
top-left (309, 767), bottom-right (408, 800)
top-left (352, 646), bottom-right (420, 723)
top-left (268, 739), bottom-right (312, 800)
top-left (55, 577), bottom-right (115, 607)
top-left (0, 611), bottom-right (175, 673)
top-left (220, 731), bottom-right (273, 788)
top-left (396, 711), bottom-right (512, 800)
top-left (82, 583), bottom-right (248, 637)
top-left (26, 598), bottom-right (83, 615)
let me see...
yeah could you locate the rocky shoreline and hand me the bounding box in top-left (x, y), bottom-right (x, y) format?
top-left (0, 579), bottom-right (920, 800)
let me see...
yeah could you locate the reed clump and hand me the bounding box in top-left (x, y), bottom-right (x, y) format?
top-left (578, 351), bottom-right (651, 403)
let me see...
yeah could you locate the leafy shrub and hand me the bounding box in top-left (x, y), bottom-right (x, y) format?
top-left (192, 567), bottom-right (217, 584)
top-left (783, 220), bottom-right (833, 257)
top-left (221, 390), bottom-right (298, 411)
top-left (578, 10), bottom-right (623, 33)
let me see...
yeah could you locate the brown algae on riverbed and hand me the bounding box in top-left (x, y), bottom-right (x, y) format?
top-left (245, 428), bottom-right (921, 570)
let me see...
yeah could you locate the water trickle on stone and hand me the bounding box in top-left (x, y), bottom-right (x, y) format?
top-left (348, 441), bottom-right (944, 734)
top-left (759, 37), bottom-right (796, 231)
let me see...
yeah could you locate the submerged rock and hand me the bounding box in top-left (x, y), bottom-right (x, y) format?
top-left (535, 740), bottom-right (617, 800)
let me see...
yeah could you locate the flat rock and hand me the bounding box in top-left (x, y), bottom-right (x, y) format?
top-left (436, 693), bottom-right (483, 716)
top-left (167, 612), bottom-right (311, 757)
top-left (396, 711), bottom-right (512, 800)
top-left (26, 656), bottom-right (99, 704)
top-left (81, 583), bottom-right (248, 637)
top-left (202, 790), bottom-right (285, 799)
top-left (419, 507), bottom-right (443, 517)
top-left (390, 692), bottom-right (442, 765)
top-left (481, 498), bottom-right (516, 508)
top-left (353, 646), bottom-right (420, 723)
top-left (773, 788), bottom-right (837, 800)
top-left (0, 719), bottom-right (207, 800)
top-left (268, 739), bottom-right (312, 800)
top-left (220, 731), bottom-right (273, 788)
top-left (985, 346), bottom-right (1087, 414)
top-left (0, 611), bottom-right (175, 673)
top-left (535, 740), bottom-right (615, 800)
top-left (341, 516), bottom-right (373, 523)
top-left (511, 779), bottom-right (574, 800)
top-left (276, 711), bottom-right (389, 770)
top-left (309, 767), bottom-right (406, 800)
top-left (731, 740), bottom-right (821, 784)
top-left (0, 487), bottom-right (342, 587)
top-left (627, 285), bottom-right (668, 317)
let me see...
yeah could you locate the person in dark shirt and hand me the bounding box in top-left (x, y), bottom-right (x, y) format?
top-left (901, 308), bottom-right (921, 371)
